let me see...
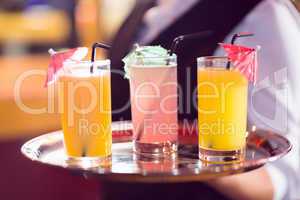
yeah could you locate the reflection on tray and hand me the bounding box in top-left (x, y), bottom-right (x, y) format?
top-left (21, 121), bottom-right (291, 182)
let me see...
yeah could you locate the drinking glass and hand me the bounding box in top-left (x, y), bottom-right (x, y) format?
top-left (197, 56), bottom-right (248, 162)
top-left (58, 60), bottom-right (112, 167)
top-left (128, 55), bottom-right (178, 156)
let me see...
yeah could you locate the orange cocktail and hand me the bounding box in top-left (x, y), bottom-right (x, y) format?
top-left (197, 56), bottom-right (248, 162)
top-left (58, 61), bottom-right (111, 166)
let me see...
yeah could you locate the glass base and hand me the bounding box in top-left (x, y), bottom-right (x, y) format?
top-left (65, 155), bottom-right (111, 168)
top-left (199, 147), bottom-right (245, 163)
top-left (134, 141), bottom-right (177, 158)
top-left (133, 153), bottom-right (177, 173)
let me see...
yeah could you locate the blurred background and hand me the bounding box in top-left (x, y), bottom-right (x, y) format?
top-left (0, 0), bottom-right (135, 139)
top-left (0, 0), bottom-right (134, 199)
top-left (1, 0), bottom-right (300, 200)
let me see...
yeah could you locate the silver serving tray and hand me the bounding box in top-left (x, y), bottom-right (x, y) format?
top-left (21, 121), bottom-right (291, 183)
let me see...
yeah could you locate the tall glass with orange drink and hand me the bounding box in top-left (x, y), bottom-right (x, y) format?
top-left (58, 60), bottom-right (112, 167)
top-left (197, 56), bottom-right (248, 162)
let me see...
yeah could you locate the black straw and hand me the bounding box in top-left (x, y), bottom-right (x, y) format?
top-left (169, 30), bottom-right (213, 56)
top-left (90, 42), bottom-right (111, 73)
top-left (81, 147), bottom-right (87, 157)
top-left (226, 32), bottom-right (254, 69)
top-left (230, 32), bottom-right (254, 45)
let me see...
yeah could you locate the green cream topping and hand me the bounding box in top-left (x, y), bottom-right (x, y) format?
top-left (122, 45), bottom-right (175, 79)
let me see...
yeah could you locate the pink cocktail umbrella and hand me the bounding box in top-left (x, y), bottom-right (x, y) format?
top-left (45, 47), bottom-right (88, 87)
top-left (219, 32), bottom-right (259, 84)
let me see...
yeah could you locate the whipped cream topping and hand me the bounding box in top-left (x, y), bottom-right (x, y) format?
top-left (122, 45), bottom-right (176, 79)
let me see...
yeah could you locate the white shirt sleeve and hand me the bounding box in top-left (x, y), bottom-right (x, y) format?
top-left (214, 0), bottom-right (300, 199)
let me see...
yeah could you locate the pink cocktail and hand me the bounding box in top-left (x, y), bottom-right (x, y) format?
top-left (128, 55), bottom-right (178, 156)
